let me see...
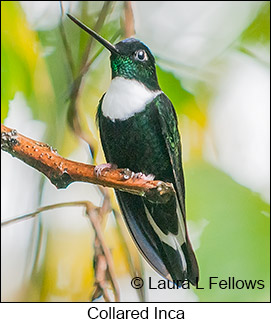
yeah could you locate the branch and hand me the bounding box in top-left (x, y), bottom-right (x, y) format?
top-left (88, 203), bottom-right (120, 302)
top-left (66, 2), bottom-right (114, 150)
top-left (124, 1), bottom-right (135, 37)
top-left (1, 124), bottom-right (175, 204)
top-left (59, 1), bottom-right (75, 78)
top-left (1, 200), bottom-right (120, 302)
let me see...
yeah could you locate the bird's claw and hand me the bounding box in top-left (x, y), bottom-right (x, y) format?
top-left (94, 163), bottom-right (117, 177)
top-left (120, 169), bottom-right (155, 181)
top-left (133, 172), bottom-right (155, 181)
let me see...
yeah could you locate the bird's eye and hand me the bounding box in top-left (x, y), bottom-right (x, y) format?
top-left (134, 50), bottom-right (148, 61)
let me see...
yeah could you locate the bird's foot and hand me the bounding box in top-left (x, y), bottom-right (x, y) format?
top-left (133, 171), bottom-right (155, 181)
top-left (120, 169), bottom-right (154, 181)
top-left (94, 163), bottom-right (118, 177)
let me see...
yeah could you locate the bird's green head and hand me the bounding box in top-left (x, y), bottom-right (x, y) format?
top-left (111, 38), bottom-right (159, 91)
top-left (67, 14), bottom-right (160, 91)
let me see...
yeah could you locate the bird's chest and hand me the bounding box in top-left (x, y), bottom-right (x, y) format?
top-left (98, 77), bottom-right (170, 175)
top-left (101, 76), bottom-right (161, 121)
top-left (99, 101), bottom-right (168, 175)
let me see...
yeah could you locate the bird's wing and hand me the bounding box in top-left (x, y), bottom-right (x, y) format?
top-left (153, 93), bottom-right (199, 284)
top-left (153, 93), bottom-right (186, 216)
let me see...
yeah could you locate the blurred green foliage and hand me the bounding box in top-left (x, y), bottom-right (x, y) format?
top-left (241, 2), bottom-right (270, 45)
top-left (1, 2), bottom-right (37, 123)
top-left (157, 66), bottom-right (206, 126)
top-left (186, 161), bottom-right (270, 302)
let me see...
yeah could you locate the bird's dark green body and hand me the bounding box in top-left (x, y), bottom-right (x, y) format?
top-left (97, 91), bottom-right (198, 283)
top-left (68, 14), bottom-right (199, 285)
top-left (98, 94), bottom-right (175, 180)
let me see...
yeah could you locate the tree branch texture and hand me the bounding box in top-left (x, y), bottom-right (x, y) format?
top-left (1, 124), bottom-right (175, 203)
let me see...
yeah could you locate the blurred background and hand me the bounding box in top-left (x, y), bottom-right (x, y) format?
top-left (1, 1), bottom-right (270, 302)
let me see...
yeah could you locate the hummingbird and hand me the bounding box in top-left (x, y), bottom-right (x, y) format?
top-left (67, 14), bottom-right (199, 285)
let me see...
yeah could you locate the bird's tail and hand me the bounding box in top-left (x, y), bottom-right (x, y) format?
top-left (162, 230), bottom-right (199, 286)
top-left (181, 236), bottom-right (199, 285)
top-left (164, 201), bottom-right (199, 286)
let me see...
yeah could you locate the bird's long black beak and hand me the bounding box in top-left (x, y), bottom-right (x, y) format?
top-left (67, 13), bottom-right (119, 55)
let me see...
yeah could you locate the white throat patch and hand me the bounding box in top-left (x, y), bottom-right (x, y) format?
top-left (102, 77), bottom-right (161, 121)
